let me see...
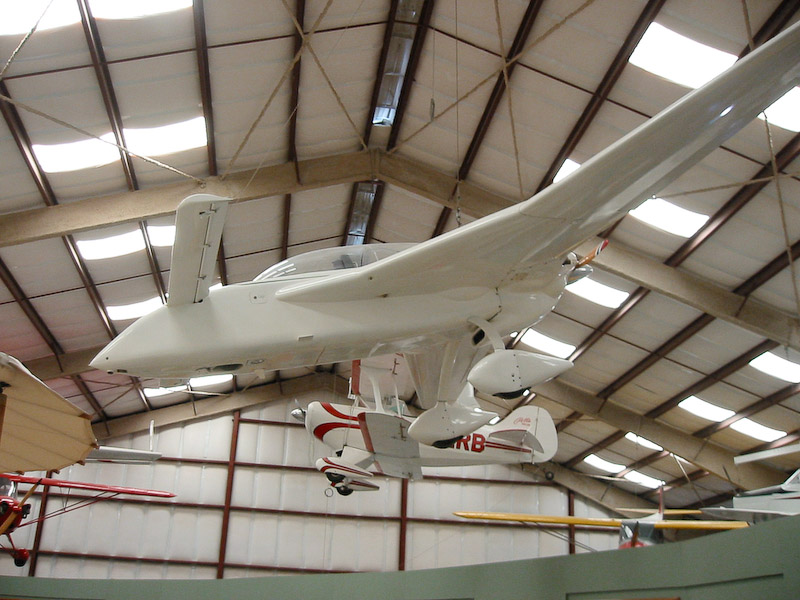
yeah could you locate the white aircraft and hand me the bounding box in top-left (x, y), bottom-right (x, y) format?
top-left (298, 395), bottom-right (557, 496)
top-left (704, 468), bottom-right (800, 522)
top-left (91, 22), bottom-right (800, 448)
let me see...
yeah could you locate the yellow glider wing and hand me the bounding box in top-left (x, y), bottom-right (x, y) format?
top-left (454, 511), bottom-right (749, 530)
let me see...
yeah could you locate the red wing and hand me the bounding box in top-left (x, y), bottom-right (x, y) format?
top-left (2, 473), bottom-right (174, 498)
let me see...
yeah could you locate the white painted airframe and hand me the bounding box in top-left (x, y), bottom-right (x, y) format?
top-left (92, 22), bottom-right (800, 448)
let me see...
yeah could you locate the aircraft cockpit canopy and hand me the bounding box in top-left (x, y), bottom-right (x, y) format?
top-left (253, 242), bottom-right (415, 281)
top-left (0, 477), bottom-right (17, 498)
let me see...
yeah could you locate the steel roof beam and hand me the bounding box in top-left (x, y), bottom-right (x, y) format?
top-left (193, 0), bottom-right (217, 176)
top-left (536, 0), bottom-right (665, 192)
top-left (433, 0), bottom-right (542, 237)
top-left (535, 378), bottom-right (784, 490)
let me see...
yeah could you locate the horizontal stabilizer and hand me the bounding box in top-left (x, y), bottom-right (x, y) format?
top-left (316, 456), bottom-right (373, 480)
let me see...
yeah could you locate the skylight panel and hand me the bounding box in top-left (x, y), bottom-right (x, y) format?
top-left (143, 384), bottom-right (188, 398)
top-left (189, 374), bottom-right (233, 387)
top-left (0, 0), bottom-right (80, 36)
top-left (749, 352), bottom-right (800, 383)
top-left (583, 454), bottom-right (625, 473)
top-left (123, 117), bottom-right (207, 157)
top-left (628, 198), bottom-right (709, 237)
top-left (730, 419), bottom-right (785, 442)
top-left (678, 395), bottom-right (734, 421)
top-left (629, 23), bottom-right (736, 88)
top-left (107, 296), bottom-right (163, 321)
top-left (623, 470), bottom-right (665, 489)
top-left (146, 225), bottom-right (176, 247)
top-left (33, 136), bottom-right (120, 173)
top-left (519, 329), bottom-right (575, 359)
top-left (625, 432), bottom-right (663, 451)
top-left (77, 230), bottom-right (146, 260)
top-left (77, 225), bottom-right (175, 260)
top-left (553, 159), bottom-right (581, 183)
top-left (90, 0), bottom-right (193, 19)
top-left (566, 277), bottom-right (630, 309)
top-left (33, 117), bottom-right (207, 173)
top-left (760, 87), bottom-right (800, 132)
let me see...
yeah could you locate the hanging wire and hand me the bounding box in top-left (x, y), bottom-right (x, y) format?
top-left (0, 0), bottom-right (55, 81)
top-left (494, 0), bottom-right (525, 203)
top-left (454, 0), bottom-right (462, 227)
top-left (741, 0), bottom-right (800, 319)
top-left (389, 0), bottom-right (598, 155)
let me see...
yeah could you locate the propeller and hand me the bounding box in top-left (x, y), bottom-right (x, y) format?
top-left (0, 480), bottom-right (39, 536)
top-left (576, 239), bottom-right (609, 267)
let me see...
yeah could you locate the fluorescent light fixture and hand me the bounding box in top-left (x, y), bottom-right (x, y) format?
top-left (189, 374), bottom-right (234, 387)
top-left (628, 198), bottom-right (709, 237)
top-left (107, 296), bottom-right (163, 321)
top-left (143, 384), bottom-right (188, 398)
top-left (629, 23), bottom-right (736, 88)
top-left (90, 0), bottom-right (193, 20)
top-left (678, 395), bottom-right (734, 422)
top-left (519, 329), bottom-right (575, 359)
top-left (33, 117), bottom-right (206, 173)
top-left (623, 470), bottom-right (665, 489)
top-left (730, 419), bottom-right (785, 442)
top-left (761, 87), bottom-right (800, 132)
top-left (584, 454), bottom-right (625, 473)
top-left (553, 158), bottom-right (581, 183)
top-left (749, 352), bottom-right (800, 383)
top-left (624, 432), bottom-right (662, 451)
top-left (566, 277), bottom-right (629, 308)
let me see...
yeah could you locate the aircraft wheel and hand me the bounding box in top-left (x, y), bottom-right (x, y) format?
top-left (336, 486), bottom-right (354, 496)
top-left (13, 549), bottom-right (29, 567)
top-left (325, 472), bottom-right (345, 484)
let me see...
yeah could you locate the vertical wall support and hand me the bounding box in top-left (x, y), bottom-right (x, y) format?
top-left (398, 478), bottom-right (409, 571)
top-left (28, 470), bottom-right (53, 576)
top-left (568, 490), bottom-right (576, 555)
top-left (216, 410), bottom-right (241, 579)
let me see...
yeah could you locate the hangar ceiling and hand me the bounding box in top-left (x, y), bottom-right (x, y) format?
top-left (0, 0), bottom-right (799, 511)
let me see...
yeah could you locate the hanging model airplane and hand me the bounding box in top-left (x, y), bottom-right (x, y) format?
top-left (454, 506), bottom-right (749, 549)
top-left (0, 352), bottom-right (160, 473)
top-left (0, 473), bottom-right (174, 567)
top-left (294, 361), bottom-right (557, 495)
top-left (91, 21), bottom-right (800, 448)
top-left (703, 468), bottom-right (800, 522)
top-left (0, 353), bottom-right (175, 567)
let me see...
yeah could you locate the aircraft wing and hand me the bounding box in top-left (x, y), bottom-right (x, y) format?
top-left (166, 193), bottom-right (231, 306)
top-left (0, 353), bottom-right (96, 473)
top-left (358, 412), bottom-right (423, 478)
top-left (277, 22), bottom-right (800, 304)
top-left (454, 511), bottom-right (749, 530)
top-left (455, 511), bottom-right (623, 528)
top-left (2, 473), bottom-right (175, 498)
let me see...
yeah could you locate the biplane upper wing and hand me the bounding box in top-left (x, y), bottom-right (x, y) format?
top-left (276, 21), bottom-right (800, 304)
top-left (0, 353), bottom-right (96, 473)
top-left (2, 473), bottom-right (175, 498)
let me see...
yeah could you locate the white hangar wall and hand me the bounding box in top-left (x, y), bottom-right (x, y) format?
top-left (1, 394), bottom-right (617, 579)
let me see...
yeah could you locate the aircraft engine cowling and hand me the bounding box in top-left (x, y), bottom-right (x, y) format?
top-left (467, 349), bottom-right (573, 399)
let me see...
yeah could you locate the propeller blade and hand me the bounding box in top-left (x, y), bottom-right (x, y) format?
top-left (576, 239), bottom-right (609, 267)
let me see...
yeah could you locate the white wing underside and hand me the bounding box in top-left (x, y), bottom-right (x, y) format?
top-left (274, 22), bottom-right (800, 304)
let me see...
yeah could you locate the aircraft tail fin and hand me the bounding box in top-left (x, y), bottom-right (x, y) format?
top-left (487, 405), bottom-right (557, 462)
